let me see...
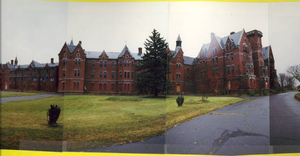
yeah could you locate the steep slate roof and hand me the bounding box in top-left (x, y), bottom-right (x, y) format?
top-left (197, 30), bottom-right (244, 59)
top-left (177, 34), bottom-right (181, 41)
top-left (262, 46), bottom-right (270, 60)
top-left (67, 40), bottom-right (77, 53)
top-left (183, 56), bottom-right (196, 65)
top-left (220, 30), bottom-right (243, 47)
top-left (85, 45), bottom-right (143, 60)
top-left (170, 46), bottom-right (182, 58)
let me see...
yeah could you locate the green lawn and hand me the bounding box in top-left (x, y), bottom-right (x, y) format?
top-left (1, 92), bottom-right (40, 98)
top-left (0, 95), bottom-right (244, 151)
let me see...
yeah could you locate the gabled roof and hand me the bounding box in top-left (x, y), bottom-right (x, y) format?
top-left (197, 43), bottom-right (210, 59)
top-left (220, 30), bottom-right (244, 48)
top-left (262, 46), bottom-right (270, 60)
top-left (183, 56), bottom-right (196, 65)
top-left (118, 45), bottom-right (133, 58)
top-left (67, 40), bottom-right (77, 53)
top-left (170, 46), bottom-right (182, 58)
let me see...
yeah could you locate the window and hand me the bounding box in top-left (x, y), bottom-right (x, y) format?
top-left (25, 70), bottom-right (31, 74)
top-left (99, 71), bottom-right (102, 78)
top-left (24, 77), bottom-right (31, 81)
top-left (33, 69), bottom-right (38, 74)
top-left (127, 61), bottom-right (130, 67)
top-left (247, 65), bottom-right (250, 73)
top-left (187, 68), bottom-right (189, 73)
top-left (78, 70), bottom-right (80, 77)
top-left (16, 77), bottom-right (22, 81)
top-left (74, 70), bottom-right (77, 77)
top-left (212, 58), bottom-right (214, 65)
top-left (112, 62), bottom-right (115, 68)
top-left (100, 61), bottom-right (103, 67)
top-left (227, 66), bottom-right (230, 74)
top-left (200, 61), bottom-right (202, 67)
top-left (99, 83), bottom-right (102, 91)
top-left (77, 53), bottom-right (80, 57)
top-left (216, 57), bottom-right (218, 64)
top-left (231, 66), bottom-right (234, 74)
top-left (91, 71), bottom-right (95, 78)
top-left (50, 68), bottom-right (55, 73)
top-left (128, 71), bottom-right (130, 78)
top-left (124, 61), bottom-right (127, 67)
top-left (231, 53), bottom-right (234, 61)
top-left (75, 59), bottom-right (77, 65)
top-left (212, 69), bottom-right (215, 76)
top-left (179, 64), bottom-right (181, 70)
top-left (104, 61), bottom-right (107, 67)
top-left (111, 83), bottom-right (115, 91)
top-left (78, 59), bottom-right (81, 65)
top-left (119, 71), bottom-right (122, 78)
top-left (227, 54), bottom-right (230, 61)
top-left (124, 71), bottom-right (127, 78)
top-left (32, 77), bottom-right (39, 81)
top-left (132, 72), bottom-right (134, 79)
top-left (63, 70), bottom-right (66, 77)
top-left (63, 59), bottom-right (66, 66)
top-left (216, 68), bottom-right (218, 75)
top-left (132, 61), bottom-right (134, 68)
top-left (50, 77), bottom-right (54, 81)
top-left (104, 72), bottom-right (107, 79)
top-left (112, 72), bottom-right (115, 79)
top-left (119, 61), bottom-right (122, 66)
top-left (73, 82), bottom-right (76, 90)
top-left (92, 61), bottom-right (95, 67)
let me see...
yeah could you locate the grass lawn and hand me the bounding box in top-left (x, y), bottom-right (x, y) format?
top-left (1, 93), bottom-right (40, 98)
top-left (1, 95), bottom-right (244, 151)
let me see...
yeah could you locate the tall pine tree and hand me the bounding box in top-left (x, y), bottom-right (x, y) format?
top-left (135, 29), bottom-right (172, 97)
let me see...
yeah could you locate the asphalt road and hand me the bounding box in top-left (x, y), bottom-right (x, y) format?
top-left (0, 91), bottom-right (62, 103)
top-left (270, 91), bottom-right (300, 153)
top-left (89, 96), bottom-right (270, 155)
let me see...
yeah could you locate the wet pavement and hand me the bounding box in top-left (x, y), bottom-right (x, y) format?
top-left (0, 91), bottom-right (62, 103)
top-left (89, 96), bottom-right (270, 155)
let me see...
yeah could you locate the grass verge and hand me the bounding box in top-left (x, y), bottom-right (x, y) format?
top-left (1, 96), bottom-right (243, 151)
top-left (1, 93), bottom-right (40, 98)
top-left (295, 93), bottom-right (300, 102)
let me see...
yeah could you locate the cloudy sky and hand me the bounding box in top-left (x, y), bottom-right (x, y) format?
top-left (2, 0), bottom-right (300, 82)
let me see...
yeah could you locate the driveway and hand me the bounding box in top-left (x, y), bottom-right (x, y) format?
top-left (89, 96), bottom-right (270, 155)
top-left (270, 91), bottom-right (300, 153)
top-left (1, 91), bottom-right (63, 103)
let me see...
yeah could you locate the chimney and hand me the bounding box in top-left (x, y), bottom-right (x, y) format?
top-left (230, 31), bottom-right (235, 35)
top-left (51, 58), bottom-right (54, 64)
top-left (138, 47), bottom-right (142, 55)
top-left (79, 41), bottom-right (82, 45)
top-left (11, 60), bottom-right (13, 65)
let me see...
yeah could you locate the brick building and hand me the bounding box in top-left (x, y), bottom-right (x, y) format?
top-left (0, 58), bottom-right (58, 92)
top-left (1, 29), bottom-right (277, 94)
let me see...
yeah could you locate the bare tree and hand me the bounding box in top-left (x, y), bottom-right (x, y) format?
top-left (278, 73), bottom-right (287, 89)
top-left (287, 64), bottom-right (300, 83)
top-left (286, 75), bottom-right (296, 90)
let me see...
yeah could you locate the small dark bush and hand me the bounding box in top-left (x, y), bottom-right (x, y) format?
top-left (47, 105), bottom-right (61, 126)
top-left (248, 90), bottom-right (255, 96)
top-left (176, 95), bottom-right (184, 107)
top-left (262, 89), bottom-right (269, 96)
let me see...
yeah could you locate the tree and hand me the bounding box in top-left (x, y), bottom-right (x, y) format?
top-left (278, 73), bottom-right (296, 91)
top-left (287, 64), bottom-right (300, 83)
top-left (135, 29), bottom-right (172, 97)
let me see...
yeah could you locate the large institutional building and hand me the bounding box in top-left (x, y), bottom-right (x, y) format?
top-left (0, 29), bottom-right (277, 94)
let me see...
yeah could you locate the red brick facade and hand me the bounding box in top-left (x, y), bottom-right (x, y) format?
top-left (0, 58), bottom-right (58, 92)
top-left (1, 29), bottom-right (277, 94)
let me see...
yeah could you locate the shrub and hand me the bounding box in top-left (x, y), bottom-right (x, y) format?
top-left (47, 105), bottom-right (61, 126)
top-left (262, 89), bottom-right (269, 96)
top-left (248, 90), bottom-right (255, 96)
top-left (201, 94), bottom-right (208, 102)
top-left (176, 95), bottom-right (184, 107)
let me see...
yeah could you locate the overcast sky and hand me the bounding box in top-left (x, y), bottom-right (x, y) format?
top-left (2, 0), bottom-right (300, 82)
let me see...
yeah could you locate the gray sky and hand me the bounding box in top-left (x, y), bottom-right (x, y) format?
top-left (2, 0), bottom-right (300, 83)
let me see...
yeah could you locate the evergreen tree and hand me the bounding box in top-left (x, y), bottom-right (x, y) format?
top-left (135, 29), bottom-right (172, 97)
